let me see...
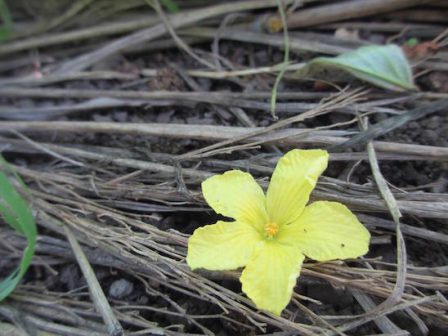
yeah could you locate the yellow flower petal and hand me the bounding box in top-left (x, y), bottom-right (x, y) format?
top-left (266, 149), bottom-right (328, 226)
top-left (187, 220), bottom-right (262, 271)
top-left (240, 241), bottom-right (305, 315)
top-left (202, 170), bottom-right (268, 229)
top-left (279, 201), bottom-right (370, 261)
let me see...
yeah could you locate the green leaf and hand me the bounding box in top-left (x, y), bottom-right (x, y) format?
top-left (404, 38), bottom-right (419, 47)
top-left (0, 155), bottom-right (37, 301)
top-left (299, 45), bottom-right (415, 92)
top-left (160, 0), bottom-right (179, 13)
top-left (0, 0), bottom-right (12, 42)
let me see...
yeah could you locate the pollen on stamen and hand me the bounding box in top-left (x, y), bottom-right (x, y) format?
top-left (264, 222), bottom-right (279, 239)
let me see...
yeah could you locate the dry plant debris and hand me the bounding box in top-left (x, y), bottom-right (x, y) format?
top-left (0, 0), bottom-right (447, 335)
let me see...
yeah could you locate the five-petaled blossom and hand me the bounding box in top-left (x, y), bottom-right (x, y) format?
top-left (187, 149), bottom-right (370, 315)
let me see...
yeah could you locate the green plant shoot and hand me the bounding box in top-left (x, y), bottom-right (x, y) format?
top-left (0, 155), bottom-right (37, 301)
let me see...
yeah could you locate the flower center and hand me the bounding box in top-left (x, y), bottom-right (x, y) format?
top-left (264, 222), bottom-right (279, 239)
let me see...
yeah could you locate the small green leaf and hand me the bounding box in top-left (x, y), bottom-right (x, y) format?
top-left (0, 0), bottom-right (12, 42)
top-left (404, 38), bottom-right (419, 47)
top-left (298, 45), bottom-right (415, 92)
top-left (0, 155), bottom-right (37, 301)
top-left (160, 0), bottom-right (179, 13)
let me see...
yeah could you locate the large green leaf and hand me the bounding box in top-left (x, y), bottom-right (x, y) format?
top-left (298, 45), bottom-right (415, 92)
top-left (0, 155), bottom-right (37, 301)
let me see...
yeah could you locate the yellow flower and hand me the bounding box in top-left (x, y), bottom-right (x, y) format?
top-left (187, 149), bottom-right (370, 315)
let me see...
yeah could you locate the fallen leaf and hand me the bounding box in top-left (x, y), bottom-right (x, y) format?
top-left (296, 45), bottom-right (415, 91)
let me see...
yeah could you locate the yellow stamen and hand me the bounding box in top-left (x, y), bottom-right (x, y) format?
top-left (264, 222), bottom-right (279, 239)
